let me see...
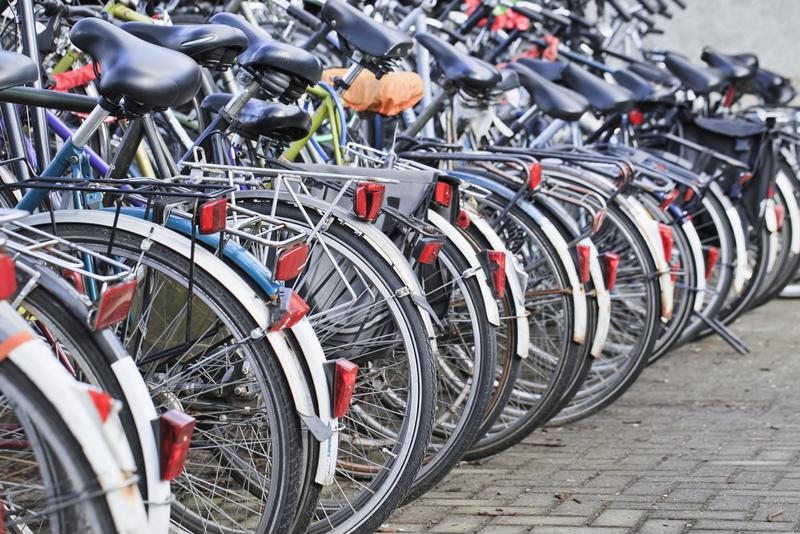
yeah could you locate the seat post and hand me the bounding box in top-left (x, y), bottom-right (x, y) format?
top-left (71, 103), bottom-right (113, 149)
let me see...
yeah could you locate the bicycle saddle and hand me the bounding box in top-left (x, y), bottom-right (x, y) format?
top-left (612, 68), bottom-right (656, 101)
top-left (701, 48), bottom-right (753, 81)
top-left (730, 53), bottom-right (759, 72)
top-left (0, 51), bottom-right (38, 91)
top-left (561, 63), bottom-right (635, 113)
top-left (627, 60), bottom-right (679, 87)
top-left (416, 32), bottom-right (501, 93)
top-left (506, 63), bottom-right (589, 122)
top-left (120, 22), bottom-right (247, 70)
top-left (663, 52), bottom-right (726, 94)
top-left (69, 18), bottom-right (200, 110)
top-left (209, 13), bottom-right (322, 86)
top-left (201, 93), bottom-right (311, 142)
top-left (516, 58), bottom-right (566, 82)
top-left (321, 0), bottom-right (413, 60)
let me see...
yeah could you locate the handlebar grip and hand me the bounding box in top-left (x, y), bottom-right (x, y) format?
top-left (287, 4), bottom-right (323, 30)
top-left (606, 0), bottom-right (632, 21)
top-left (671, 0), bottom-right (686, 9)
top-left (631, 9), bottom-right (655, 27)
top-left (637, 0), bottom-right (656, 15)
top-left (647, 26), bottom-right (665, 35)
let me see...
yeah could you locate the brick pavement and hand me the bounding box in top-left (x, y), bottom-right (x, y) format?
top-left (386, 299), bottom-right (800, 534)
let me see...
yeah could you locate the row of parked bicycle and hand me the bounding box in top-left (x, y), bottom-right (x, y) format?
top-left (0, 0), bottom-right (797, 532)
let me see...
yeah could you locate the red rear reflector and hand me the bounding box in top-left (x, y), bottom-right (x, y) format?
top-left (416, 240), bottom-right (443, 265)
top-left (486, 250), bottom-right (507, 298)
top-left (576, 243), bottom-right (591, 283)
top-left (659, 188), bottom-right (680, 210)
top-left (87, 389), bottom-right (113, 423)
top-left (94, 279), bottom-right (137, 330)
top-left (705, 246), bottom-right (719, 281)
top-left (270, 289), bottom-right (310, 331)
top-left (0, 254), bottom-right (16, 301)
top-left (159, 409), bottom-right (195, 481)
top-left (275, 244), bottom-right (309, 281)
top-left (658, 223), bottom-right (673, 262)
top-left (602, 252), bottom-right (620, 290)
top-left (528, 162), bottom-right (542, 190)
top-left (684, 188), bottom-right (695, 202)
top-left (198, 198), bottom-right (227, 235)
top-left (628, 109), bottom-right (644, 126)
top-left (456, 210), bottom-right (470, 229)
top-left (775, 204), bottom-right (785, 231)
top-left (767, 183), bottom-right (775, 199)
top-left (738, 172), bottom-right (753, 185)
top-left (353, 182), bottom-right (384, 222)
top-left (434, 181), bottom-right (452, 207)
top-left (332, 359), bottom-right (358, 418)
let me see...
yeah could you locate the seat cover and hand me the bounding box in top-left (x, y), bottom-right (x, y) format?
top-left (612, 68), bottom-right (655, 101)
top-left (201, 93), bottom-right (311, 142)
top-left (69, 18), bottom-right (200, 109)
top-left (120, 22), bottom-right (247, 64)
top-left (321, 0), bottom-right (413, 60)
top-left (701, 48), bottom-right (753, 80)
top-left (664, 52), bottom-right (727, 93)
top-left (0, 51), bottom-right (38, 91)
top-left (209, 13), bottom-right (322, 85)
top-left (628, 60), bottom-right (679, 87)
top-left (506, 63), bottom-right (589, 122)
top-left (516, 58), bottom-right (565, 81)
top-left (561, 63), bottom-right (634, 113)
top-left (416, 32), bottom-right (500, 92)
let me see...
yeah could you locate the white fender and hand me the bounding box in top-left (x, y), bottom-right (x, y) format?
top-left (539, 217), bottom-right (588, 344)
top-left (428, 210), bottom-right (501, 327)
top-left (775, 170), bottom-right (800, 254)
top-left (462, 206), bottom-right (530, 358)
top-left (583, 239), bottom-right (611, 358)
top-left (681, 219), bottom-right (707, 313)
top-left (764, 198), bottom-right (780, 274)
top-left (625, 198), bottom-right (674, 320)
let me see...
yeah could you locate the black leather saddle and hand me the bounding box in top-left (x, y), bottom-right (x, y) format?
top-left (516, 58), bottom-right (565, 82)
top-left (497, 69), bottom-right (520, 92)
top-left (69, 18), bottom-right (201, 110)
top-left (701, 48), bottom-right (754, 81)
top-left (209, 13), bottom-right (321, 86)
top-left (612, 68), bottom-right (656, 101)
top-left (202, 93), bottom-right (311, 142)
top-left (506, 62), bottom-right (589, 122)
top-left (321, 0), bottom-right (413, 60)
top-left (0, 51), bottom-right (38, 91)
top-left (560, 63), bottom-right (634, 113)
top-left (627, 60), bottom-right (679, 87)
top-left (731, 53), bottom-right (759, 72)
top-left (416, 32), bottom-right (500, 94)
top-left (121, 22), bottom-right (247, 70)
top-left (664, 52), bottom-right (727, 94)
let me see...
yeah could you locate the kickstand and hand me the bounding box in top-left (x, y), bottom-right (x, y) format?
top-left (693, 312), bottom-right (751, 354)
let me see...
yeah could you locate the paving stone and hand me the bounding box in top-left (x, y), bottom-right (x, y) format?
top-left (386, 300), bottom-right (800, 534)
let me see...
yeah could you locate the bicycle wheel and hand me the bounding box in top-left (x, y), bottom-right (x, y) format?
top-left (463, 194), bottom-right (582, 459)
top-left (0, 319), bottom-right (118, 534)
top-left (235, 197), bottom-right (436, 534)
top-left (549, 201), bottom-right (661, 425)
top-left (21, 216), bottom-right (303, 534)
top-left (405, 235), bottom-right (497, 500)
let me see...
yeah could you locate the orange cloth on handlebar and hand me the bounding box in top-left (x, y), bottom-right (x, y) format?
top-left (51, 63), bottom-right (99, 92)
top-left (321, 69), bottom-right (423, 116)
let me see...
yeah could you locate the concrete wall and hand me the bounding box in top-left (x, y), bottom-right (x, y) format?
top-left (649, 0), bottom-right (800, 86)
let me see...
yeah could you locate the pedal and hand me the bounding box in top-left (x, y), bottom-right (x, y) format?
top-left (692, 312), bottom-right (751, 354)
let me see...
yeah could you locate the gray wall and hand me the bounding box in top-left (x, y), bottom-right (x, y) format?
top-left (649, 0), bottom-right (800, 86)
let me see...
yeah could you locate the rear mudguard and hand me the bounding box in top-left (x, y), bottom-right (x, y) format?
top-left (458, 205), bottom-right (529, 357)
top-left (428, 210), bottom-right (501, 327)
